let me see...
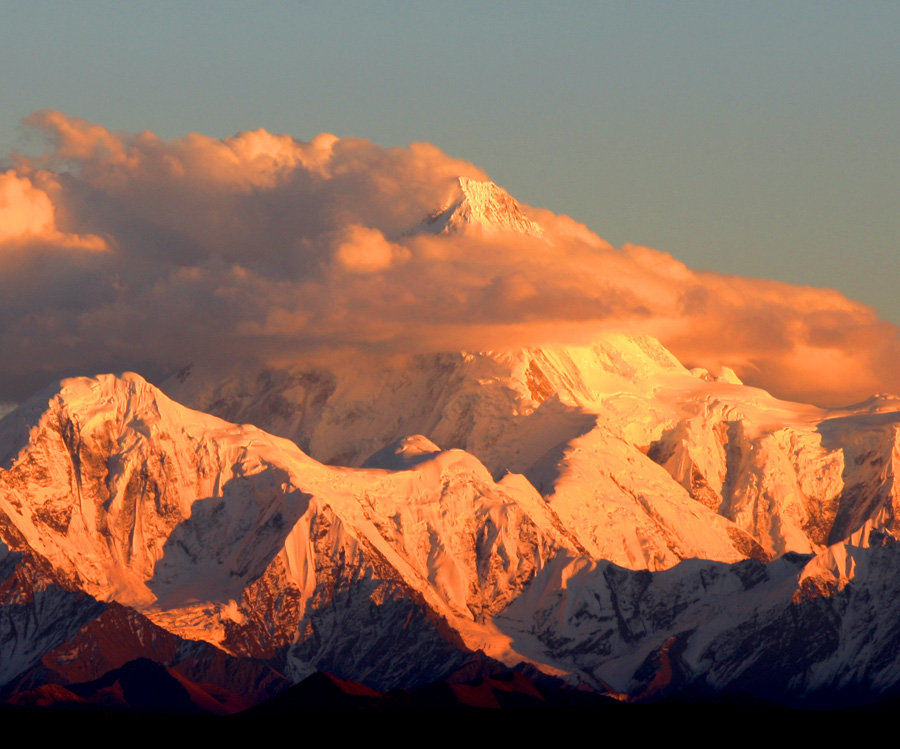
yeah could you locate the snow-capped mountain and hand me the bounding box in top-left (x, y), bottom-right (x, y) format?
top-left (0, 372), bottom-right (580, 689)
top-left (420, 177), bottom-right (544, 237)
top-left (5, 329), bottom-right (900, 707)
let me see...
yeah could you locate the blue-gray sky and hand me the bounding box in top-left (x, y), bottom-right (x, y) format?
top-left (2, 1), bottom-right (898, 321)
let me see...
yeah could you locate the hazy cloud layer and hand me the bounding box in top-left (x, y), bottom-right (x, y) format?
top-left (2, 111), bottom-right (897, 406)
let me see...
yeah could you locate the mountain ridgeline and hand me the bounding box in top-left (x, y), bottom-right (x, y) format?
top-left (4, 332), bottom-right (900, 709)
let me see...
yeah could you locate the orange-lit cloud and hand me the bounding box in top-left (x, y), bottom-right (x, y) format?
top-left (0, 170), bottom-right (106, 250)
top-left (1, 110), bottom-right (898, 407)
top-left (333, 225), bottom-right (410, 274)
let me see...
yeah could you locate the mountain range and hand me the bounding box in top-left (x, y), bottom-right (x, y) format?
top-left (3, 178), bottom-right (900, 714)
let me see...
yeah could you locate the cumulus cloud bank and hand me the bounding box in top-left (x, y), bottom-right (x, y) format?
top-left (1, 110), bottom-right (897, 406)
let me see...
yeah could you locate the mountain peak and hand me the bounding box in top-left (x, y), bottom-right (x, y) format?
top-left (422, 177), bottom-right (544, 237)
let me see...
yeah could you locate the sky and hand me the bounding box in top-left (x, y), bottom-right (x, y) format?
top-left (1, 2), bottom-right (898, 407)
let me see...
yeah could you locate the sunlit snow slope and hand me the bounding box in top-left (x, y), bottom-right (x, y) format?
top-left (164, 332), bottom-right (900, 571)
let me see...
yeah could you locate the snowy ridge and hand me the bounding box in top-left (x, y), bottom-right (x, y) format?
top-left (497, 530), bottom-right (900, 703)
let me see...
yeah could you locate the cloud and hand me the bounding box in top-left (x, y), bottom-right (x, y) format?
top-left (333, 225), bottom-right (410, 274)
top-left (0, 169), bottom-right (106, 250)
top-left (1, 110), bottom-right (898, 407)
